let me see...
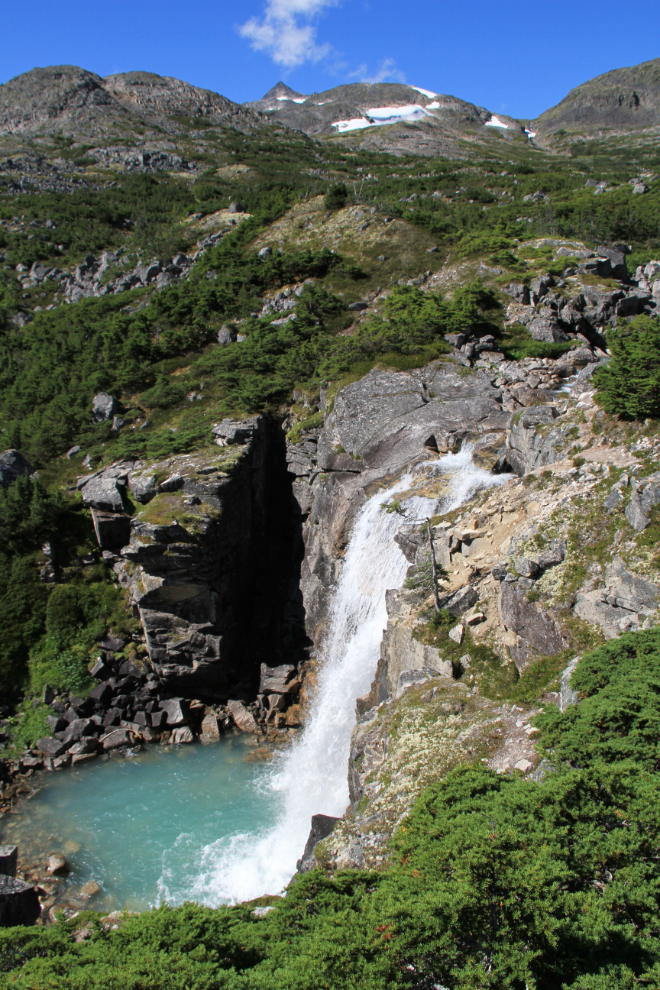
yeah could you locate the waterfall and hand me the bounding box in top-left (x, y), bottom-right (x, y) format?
top-left (178, 447), bottom-right (507, 906)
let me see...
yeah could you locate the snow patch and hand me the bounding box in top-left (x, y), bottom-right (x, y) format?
top-left (332, 117), bottom-right (373, 133)
top-left (485, 115), bottom-right (509, 129)
top-left (525, 128), bottom-right (537, 138)
top-left (277, 96), bottom-right (307, 104)
top-left (331, 104), bottom-right (434, 132)
top-left (426, 101), bottom-right (440, 110)
top-left (411, 86), bottom-right (437, 98)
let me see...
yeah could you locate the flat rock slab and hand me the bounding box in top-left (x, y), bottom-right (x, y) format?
top-left (499, 582), bottom-right (567, 666)
top-left (324, 364), bottom-right (511, 473)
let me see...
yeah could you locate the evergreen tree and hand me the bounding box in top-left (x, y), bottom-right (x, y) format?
top-left (594, 316), bottom-right (660, 419)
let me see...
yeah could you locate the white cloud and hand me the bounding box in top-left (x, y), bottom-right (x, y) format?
top-left (350, 58), bottom-right (406, 85)
top-left (238, 0), bottom-right (338, 68)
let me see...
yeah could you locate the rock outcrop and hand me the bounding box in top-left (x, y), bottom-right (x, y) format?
top-left (293, 360), bottom-right (512, 639)
top-left (75, 418), bottom-right (303, 700)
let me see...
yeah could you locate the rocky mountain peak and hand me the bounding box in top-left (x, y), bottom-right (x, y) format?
top-left (533, 56), bottom-right (660, 146)
top-left (0, 65), bottom-right (114, 135)
top-left (0, 65), bottom-right (264, 148)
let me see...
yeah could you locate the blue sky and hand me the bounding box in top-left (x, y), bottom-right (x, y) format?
top-left (1, 0), bottom-right (658, 120)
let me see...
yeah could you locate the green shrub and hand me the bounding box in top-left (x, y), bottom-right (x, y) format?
top-left (324, 182), bottom-right (348, 210)
top-left (594, 316), bottom-right (660, 419)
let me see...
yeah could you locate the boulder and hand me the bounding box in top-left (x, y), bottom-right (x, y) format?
top-left (626, 492), bottom-right (650, 532)
top-left (259, 663), bottom-right (299, 695)
top-left (578, 258), bottom-right (613, 279)
top-left (92, 393), bottom-right (118, 422)
top-left (200, 712), bottom-right (220, 739)
top-left (100, 727), bottom-right (134, 749)
top-left (504, 283), bottom-right (530, 304)
top-left (0, 449), bottom-right (34, 488)
top-left (440, 585), bottom-right (478, 617)
top-left (36, 737), bottom-right (67, 758)
top-left (81, 478), bottom-right (124, 513)
top-left (227, 700), bottom-right (259, 733)
top-left (527, 318), bottom-right (569, 342)
top-left (537, 543), bottom-right (566, 569)
top-left (159, 698), bottom-right (189, 727)
top-left (258, 246), bottom-right (272, 259)
top-left (157, 474), bottom-right (184, 493)
top-left (99, 636), bottom-right (125, 653)
top-left (68, 738), bottom-right (99, 756)
top-left (217, 325), bottom-right (236, 345)
top-left (62, 718), bottom-right (95, 745)
top-left (559, 658), bottom-right (580, 712)
top-left (90, 658), bottom-right (111, 679)
top-left (604, 488), bottom-right (624, 512)
top-left (499, 582), bottom-right (567, 666)
top-left (47, 853), bottom-right (68, 874)
top-left (515, 557), bottom-right (540, 578)
top-left (128, 472), bottom-right (157, 503)
top-left (448, 623), bottom-right (464, 644)
top-left (212, 418), bottom-right (259, 445)
top-left (170, 726), bottom-right (194, 744)
top-left (296, 814), bottom-right (340, 873)
top-left (0, 876), bottom-right (41, 927)
top-left (595, 244), bottom-right (628, 280)
top-left (0, 846), bottom-right (17, 877)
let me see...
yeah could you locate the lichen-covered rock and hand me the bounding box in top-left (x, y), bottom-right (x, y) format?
top-left (92, 392), bottom-right (118, 421)
top-left (81, 477), bottom-right (124, 512)
top-left (574, 557), bottom-right (658, 638)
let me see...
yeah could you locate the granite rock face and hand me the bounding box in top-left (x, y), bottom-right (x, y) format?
top-left (295, 361), bottom-right (512, 640)
top-left (575, 557), bottom-right (658, 638)
top-left (498, 581), bottom-right (568, 669)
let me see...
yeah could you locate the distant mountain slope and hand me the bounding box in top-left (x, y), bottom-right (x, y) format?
top-left (533, 57), bottom-right (660, 147)
top-left (0, 65), bottom-right (264, 153)
top-left (246, 81), bottom-right (529, 157)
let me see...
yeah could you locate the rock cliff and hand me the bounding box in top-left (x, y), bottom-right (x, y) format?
top-left (78, 416), bottom-right (302, 699)
top-left (290, 360), bottom-right (512, 640)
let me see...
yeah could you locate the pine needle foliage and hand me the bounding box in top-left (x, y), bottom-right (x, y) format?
top-left (594, 316), bottom-right (660, 420)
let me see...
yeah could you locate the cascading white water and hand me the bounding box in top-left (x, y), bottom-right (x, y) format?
top-left (176, 446), bottom-right (507, 906)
